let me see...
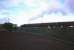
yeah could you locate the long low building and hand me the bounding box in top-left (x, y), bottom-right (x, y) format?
top-left (16, 21), bottom-right (74, 33)
top-left (20, 21), bottom-right (74, 28)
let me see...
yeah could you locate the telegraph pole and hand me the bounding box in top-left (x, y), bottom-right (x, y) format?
top-left (7, 18), bottom-right (9, 23)
top-left (8, 17), bottom-right (10, 23)
top-left (6, 17), bottom-right (10, 23)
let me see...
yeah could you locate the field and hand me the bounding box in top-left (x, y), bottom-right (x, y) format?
top-left (0, 28), bottom-right (74, 50)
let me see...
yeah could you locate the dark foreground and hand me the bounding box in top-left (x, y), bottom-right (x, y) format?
top-left (0, 31), bottom-right (74, 50)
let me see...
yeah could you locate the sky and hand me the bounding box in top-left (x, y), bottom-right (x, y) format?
top-left (0, 0), bottom-right (74, 26)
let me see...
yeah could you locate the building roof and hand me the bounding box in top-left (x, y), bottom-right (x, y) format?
top-left (21, 21), bottom-right (74, 27)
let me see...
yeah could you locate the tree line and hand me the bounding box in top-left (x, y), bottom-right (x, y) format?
top-left (0, 22), bottom-right (17, 31)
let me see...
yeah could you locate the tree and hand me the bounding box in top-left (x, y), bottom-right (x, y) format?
top-left (2, 22), bottom-right (17, 31)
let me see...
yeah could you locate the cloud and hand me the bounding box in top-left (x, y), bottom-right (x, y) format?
top-left (64, 0), bottom-right (74, 13)
top-left (0, 0), bottom-right (74, 26)
top-left (30, 12), bottom-right (74, 24)
top-left (0, 18), bottom-right (9, 24)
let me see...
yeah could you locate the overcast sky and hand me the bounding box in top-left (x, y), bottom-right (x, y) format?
top-left (0, 0), bottom-right (74, 26)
